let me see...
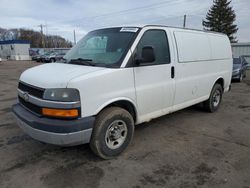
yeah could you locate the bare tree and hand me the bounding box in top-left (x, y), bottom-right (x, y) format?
top-left (0, 27), bottom-right (72, 48)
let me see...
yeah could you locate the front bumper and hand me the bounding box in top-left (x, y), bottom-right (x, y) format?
top-left (232, 74), bottom-right (240, 79)
top-left (232, 71), bottom-right (240, 79)
top-left (12, 103), bottom-right (95, 146)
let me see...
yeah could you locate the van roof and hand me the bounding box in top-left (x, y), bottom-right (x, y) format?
top-left (105, 25), bottom-right (226, 36)
top-left (141, 25), bottom-right (226, 36)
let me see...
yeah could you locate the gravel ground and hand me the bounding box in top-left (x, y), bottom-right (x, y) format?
top-left (0, 61), bottom-right (250, 188)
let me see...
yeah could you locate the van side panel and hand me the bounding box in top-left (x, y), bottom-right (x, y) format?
top-left (209, 34), bottom-right (232, 60)
top-left (209, 34), bottom-right (232, 91)
top-left (173, 29), bottom-right (232, 110)
top-left (174, 31), bottom-right (211, 62)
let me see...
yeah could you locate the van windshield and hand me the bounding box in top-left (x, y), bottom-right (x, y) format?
top-left (63, 27), bottom-right (139, 68)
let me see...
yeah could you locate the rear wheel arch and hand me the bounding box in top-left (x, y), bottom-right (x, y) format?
top-left (204, 83), bottom-right (223, 112)
top-left (203, 78), bottom-right (224, 112)
top-left (214, 77), bottom-right (224, 92)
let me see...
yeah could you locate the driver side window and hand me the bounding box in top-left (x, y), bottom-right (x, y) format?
top-left (136, 30), bottom-right (171, 65)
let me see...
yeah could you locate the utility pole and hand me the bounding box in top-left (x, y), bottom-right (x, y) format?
top-left (73, 30), bottom-right (76, 45)
top-left (38, 24), bottom-right (46, 48)
top-left (183, 14), bottom-right (187, 28)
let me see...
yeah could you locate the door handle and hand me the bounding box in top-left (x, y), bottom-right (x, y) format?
top-left (171, 66), bottom-right (175, 79)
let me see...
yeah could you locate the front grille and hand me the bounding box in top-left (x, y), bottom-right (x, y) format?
top-left (18, 82), bottom-right (45, 98)
top-left (18, 96), bottom-right (42, 115)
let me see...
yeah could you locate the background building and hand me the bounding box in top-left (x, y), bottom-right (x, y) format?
top-left (0, 40), bottom-right (30, 60)
top-left (232, 42), bottom-right (250, 62)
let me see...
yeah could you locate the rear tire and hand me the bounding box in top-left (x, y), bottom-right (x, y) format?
top-left (90, 107), bottom-right (134, 159)
top-left (204, 83), bottom-right (223, 113)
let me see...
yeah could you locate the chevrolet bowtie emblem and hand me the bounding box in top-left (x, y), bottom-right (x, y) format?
top-left (23, 92), bottom-right (29, 102)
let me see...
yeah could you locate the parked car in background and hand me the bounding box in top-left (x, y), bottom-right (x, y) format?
top-left (35, 53), bottom-right (45, 62)
top-left (36, 51), bottom-right (54, 63)
top-left (44, 50), bottom-right (70, 63)
top-left (242, 55), bottom-right (250, 69)
top-left (55, 52), bottom-right (66, 62)
top-left (40, 52), bottom-right (54, 63)
top-left (35, 51), bottom-right (68, 63)
top-left (44, 52), bottom-right (58, 63)
top-left (32, 54), bottom-right (40, 61)
top-left (232, 56), bottom-right (248, 82)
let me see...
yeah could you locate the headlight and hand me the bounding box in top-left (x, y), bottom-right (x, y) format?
top-left (43, 88), bottom-right (80, 102)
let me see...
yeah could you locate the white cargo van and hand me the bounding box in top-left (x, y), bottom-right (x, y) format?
top-left (13, 25), bottom-right (232, 159)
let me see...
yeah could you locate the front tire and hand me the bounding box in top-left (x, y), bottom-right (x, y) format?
top-left (204, 83), bottom-right (223, 112)
top-left (90, 107), bottom-right (134, 159)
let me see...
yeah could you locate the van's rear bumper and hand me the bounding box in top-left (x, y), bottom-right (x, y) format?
top-left (12, 104), bottom-right (95, 146)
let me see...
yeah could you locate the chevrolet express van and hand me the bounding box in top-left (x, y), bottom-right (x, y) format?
top-left (12, 25), bottom-right (232, 159)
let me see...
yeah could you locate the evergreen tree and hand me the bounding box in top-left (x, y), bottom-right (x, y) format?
top-left (203, 0), bottom-right (238, 42)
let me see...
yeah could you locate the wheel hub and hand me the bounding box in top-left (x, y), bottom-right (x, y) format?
top-left (105, 120), bottom-right (128, 149)
top-left (110, 127), bottom-right (122, 140)
top-left (213, 90), bottom-right (221, 107)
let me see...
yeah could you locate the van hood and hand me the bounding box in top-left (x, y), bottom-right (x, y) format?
top-left (20, 63), bottom-right (105, 88)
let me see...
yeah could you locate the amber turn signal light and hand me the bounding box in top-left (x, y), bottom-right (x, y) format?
top-left (42, 108), bottom-right (79, 118)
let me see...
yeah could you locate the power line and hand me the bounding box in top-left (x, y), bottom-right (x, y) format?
top-left (33, 1), bottom-right (213, 41)
top-left (57, 0), bottom-right (182, 24)
top-left (47, 0), bottom-right (211, 31)
top-left (73, 5), bottom-right (209, 28)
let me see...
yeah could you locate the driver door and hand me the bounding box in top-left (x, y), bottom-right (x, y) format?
top-left (133, 29), bottom-right (175, 123)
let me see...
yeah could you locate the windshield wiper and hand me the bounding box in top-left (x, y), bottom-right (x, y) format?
top-left (68, 58), bottom-right (96, 66)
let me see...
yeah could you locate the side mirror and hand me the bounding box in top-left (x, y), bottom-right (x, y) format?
top-left (135, 46), bottom-right (155, 65)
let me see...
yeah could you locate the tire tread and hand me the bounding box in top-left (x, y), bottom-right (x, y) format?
top-left (90, 107), bottom-right (134, 159)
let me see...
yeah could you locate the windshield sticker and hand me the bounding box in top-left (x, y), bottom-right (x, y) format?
top-left (120, 27), bottom-right (139, 32)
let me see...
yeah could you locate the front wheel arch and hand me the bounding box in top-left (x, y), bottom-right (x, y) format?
top-left (95, 99), bottom-right (137, 123)
top-left (90, 107), bottom-right (135, 159)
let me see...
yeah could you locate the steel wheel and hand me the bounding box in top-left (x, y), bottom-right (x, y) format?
top-left (90, 107), bottom-right (134, 159)
top-left (203, 83), bottom-right (223, 112)
top-left (212, 89), bottom-right (221, 107)
top-left (105, 120), bottom-right (128, 150)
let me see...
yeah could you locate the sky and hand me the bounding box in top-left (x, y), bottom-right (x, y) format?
top-left (0, 0), bottom-right (249, 42)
